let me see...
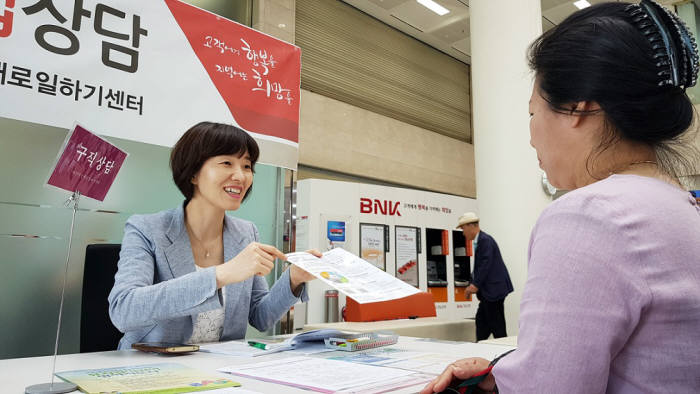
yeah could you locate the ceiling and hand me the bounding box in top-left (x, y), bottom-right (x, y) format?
top-left (340, 0), bottom-right (620, 64)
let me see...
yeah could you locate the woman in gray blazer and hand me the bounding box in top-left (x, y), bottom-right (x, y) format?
top-left (108, 122), bottom-right (318, 349)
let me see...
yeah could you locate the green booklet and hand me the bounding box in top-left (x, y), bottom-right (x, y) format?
top-left (55, 363), bottom-right (240, 394)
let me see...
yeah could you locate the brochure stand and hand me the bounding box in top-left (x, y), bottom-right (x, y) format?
top-left (25, 192), bottom-right (81, 394)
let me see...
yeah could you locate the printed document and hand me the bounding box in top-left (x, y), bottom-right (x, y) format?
top-left (320, 342), bottom-right (516, 375)
top-left (286, 248), bottom-right (420, 303)
top-left (218, 356), bottom-right (431, 393)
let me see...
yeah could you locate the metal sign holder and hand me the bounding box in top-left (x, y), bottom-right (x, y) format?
top-left (25, 191), bottom-right (81, 394)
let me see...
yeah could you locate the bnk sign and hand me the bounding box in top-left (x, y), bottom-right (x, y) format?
top-left (359, 198), bottom-right (401, 216)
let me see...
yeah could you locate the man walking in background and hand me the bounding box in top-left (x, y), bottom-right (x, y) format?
top-left (457, 212), bottom-right (513, 341)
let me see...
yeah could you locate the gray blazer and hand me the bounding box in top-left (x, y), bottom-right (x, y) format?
top-left (108, 203), bottom-right (306, 350)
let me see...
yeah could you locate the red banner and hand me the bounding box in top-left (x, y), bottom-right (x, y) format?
top-left (165, 0), bottom-right (300, 143)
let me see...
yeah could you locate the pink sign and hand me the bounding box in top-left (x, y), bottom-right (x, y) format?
top-left (47, 124), bottom-right (127, 201)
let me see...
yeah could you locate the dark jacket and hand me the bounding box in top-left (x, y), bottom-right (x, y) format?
top-left (472, 231), bottom-right (513, 302)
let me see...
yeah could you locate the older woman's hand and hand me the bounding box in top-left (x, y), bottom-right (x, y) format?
top-left (420, 357), bottom-right (494, 394)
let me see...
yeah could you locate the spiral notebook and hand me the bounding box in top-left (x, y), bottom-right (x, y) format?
top-left (323, 332), bottom-right (399, 352)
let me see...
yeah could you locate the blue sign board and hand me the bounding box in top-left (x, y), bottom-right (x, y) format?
top-left (327, 221), bottom-right (346, 242)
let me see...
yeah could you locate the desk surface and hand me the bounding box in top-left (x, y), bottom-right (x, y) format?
top-left (1, 336), bottom-right (514, 394)
top-left (304, 317), bottom-right (476, 342)
top-left (479, 336), bottom-right (518, 347)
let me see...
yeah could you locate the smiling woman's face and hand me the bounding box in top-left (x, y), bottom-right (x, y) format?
top-left (191, 153), bottom-right (253, 212)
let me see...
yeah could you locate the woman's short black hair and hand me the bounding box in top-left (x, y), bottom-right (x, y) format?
top-left (528, 2), bottom-right (697, 176)
top-left (170, 122), bottom-right (260, 202)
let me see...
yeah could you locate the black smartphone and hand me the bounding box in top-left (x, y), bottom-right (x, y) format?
top-left (131, 342), bottom-right (199, 354)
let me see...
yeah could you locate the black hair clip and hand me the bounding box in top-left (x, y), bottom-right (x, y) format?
top-left (625, 0), bottom-right (699, 89)
top-left (673, 13), bottom-right (699, 87)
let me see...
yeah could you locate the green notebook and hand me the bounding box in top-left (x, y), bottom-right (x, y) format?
top-left (55, 362), bottom-right (240, 394)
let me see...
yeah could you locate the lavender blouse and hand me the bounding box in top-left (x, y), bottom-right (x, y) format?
top-left (494, 174), bottom-right (700, 393)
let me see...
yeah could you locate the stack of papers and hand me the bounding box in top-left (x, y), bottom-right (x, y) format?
top-left (201, 329), bottom-right (364, 357)
top-left (322, 348), bottom-right (467, 375)
top-left (218, 356), bottom-right (433, 393)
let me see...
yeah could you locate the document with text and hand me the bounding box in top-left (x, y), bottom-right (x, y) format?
top-left (286, 248), bottom-right (421, 303)
top-left (218, 356), bottom-right (432, 393)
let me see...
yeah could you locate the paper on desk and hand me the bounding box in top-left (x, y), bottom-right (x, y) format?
top-left (320, 342), bottom-right (517, 375)
top-left (200, 340), bottom-right (327, 357)
top-left (199, 340), bottom-right (268, 357)
top-left (342, 373), bottom-right (435, 394)
top-left (451, 342), bottom-right (517, 360)
top-left (202, 330), bottom-right (354, 358)
top-left (55, 363), bottom-right (239, 393)
top-left (322, 348), bottom-right (457, 375)
top-left (218, 355), bottom-right (429, 393)
top-left (286, 248), bottom-right (421, 303)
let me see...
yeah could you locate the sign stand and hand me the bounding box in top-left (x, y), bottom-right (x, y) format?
top-left (25, 192), bottom-right (81, 394)
top-left (28, 122), bottom-right (126, 393)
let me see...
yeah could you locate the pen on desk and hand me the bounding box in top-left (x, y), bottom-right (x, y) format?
top-left (248, 341), bottom-right (268, 350)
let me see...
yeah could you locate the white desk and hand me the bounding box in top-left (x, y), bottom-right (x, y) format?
top-left (479, 336), bottom-right (518, 347)
top-left (0, 337), bottom-right (514, 393)
top-left (304, 317), bottom-right (476, 342)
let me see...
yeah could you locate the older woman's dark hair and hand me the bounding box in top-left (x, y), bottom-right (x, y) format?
top-left (528, 2), bottom-right (698, 177)
top-left (170, 122), bottom-right (260, 202)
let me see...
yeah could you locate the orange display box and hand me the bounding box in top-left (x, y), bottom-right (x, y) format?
top-left (345, 292), bottom-right (437, 322)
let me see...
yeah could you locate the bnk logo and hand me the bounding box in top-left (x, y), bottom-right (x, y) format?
top-left (360, 198), bottom-right (401, 216)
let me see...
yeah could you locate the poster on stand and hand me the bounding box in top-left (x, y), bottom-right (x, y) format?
top-left (395, 226), bottom-right (419, 287)
top-left (359, 223), bottom-right (387, 270)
